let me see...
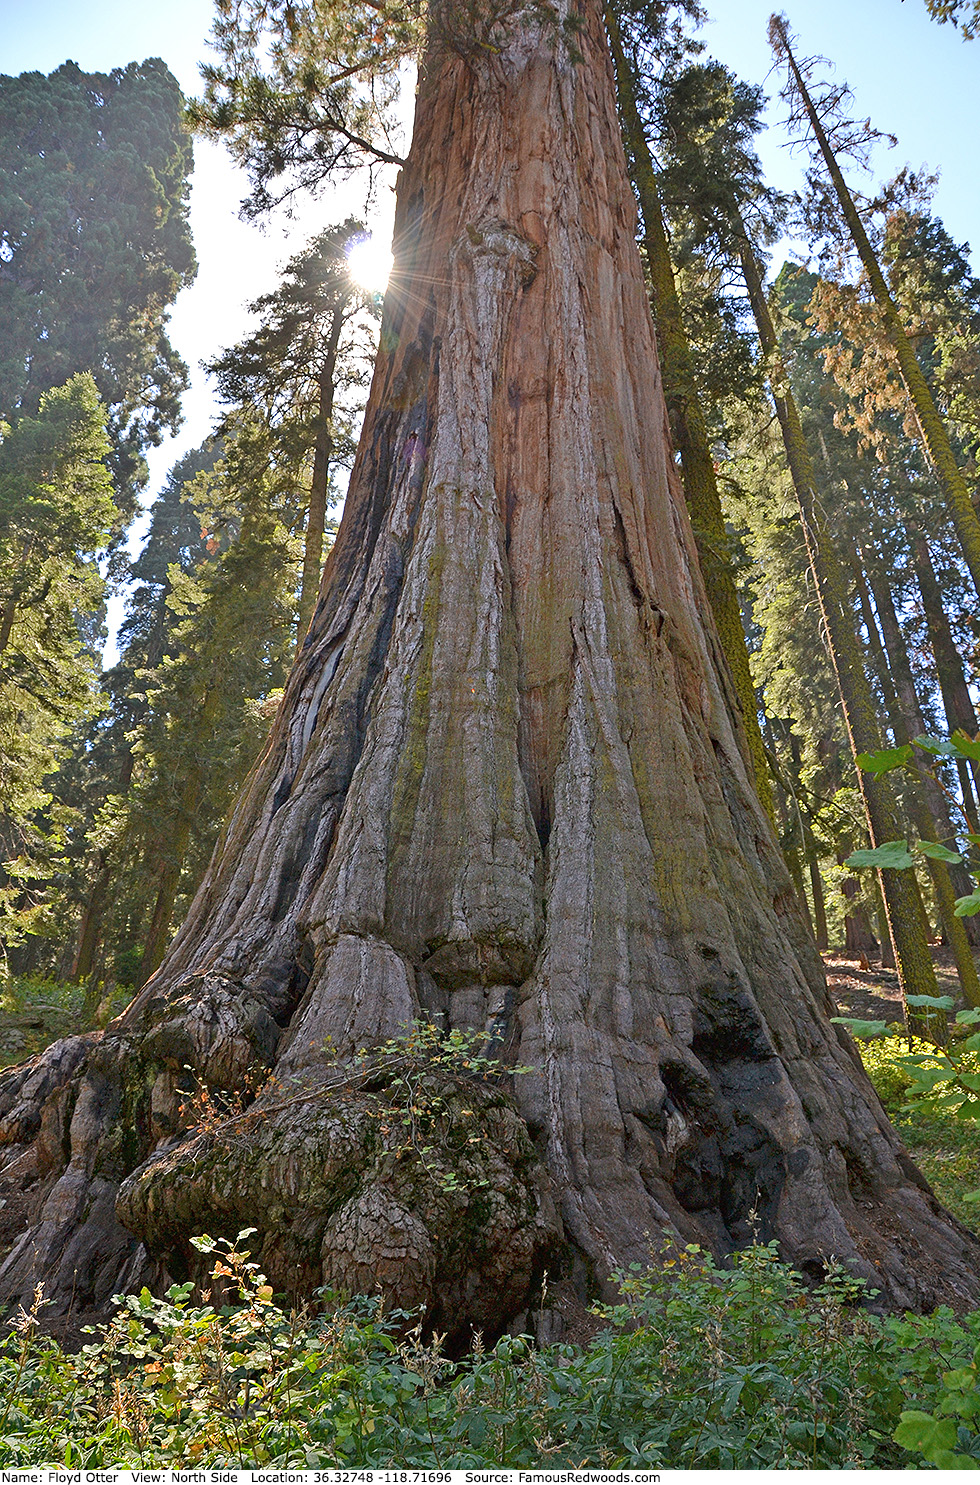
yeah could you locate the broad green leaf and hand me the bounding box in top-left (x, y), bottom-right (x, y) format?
top-left (913, 735), bottom-right (959, 757)
top-left (846, 841), bottom-right (915, 870)
top-left (830, 1016), bottom-right (890, 1039)
top-left (956, 1008), bottom-right (980, 1025)
top-left (856, 745), bottom-right (914, 775)
top-left (894, 1411), bottom-right (958, 1455)
top-left (955, 891), bottom-right (980, 917)
top-left (906, 994), bottom-right (956, 1009)
top-left (915, 840), bottom-right (964, 863)
top-left (903, 1070), bottom-right (955, 1095)
top-left (952, 730), bottom-right (980, 763)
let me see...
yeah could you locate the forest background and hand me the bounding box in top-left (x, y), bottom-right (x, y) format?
top-left (2, 0), bottom-right (979, 994)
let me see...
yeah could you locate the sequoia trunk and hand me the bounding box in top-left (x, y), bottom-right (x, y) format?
top-left (1, 1), bottom-right (977, 1328)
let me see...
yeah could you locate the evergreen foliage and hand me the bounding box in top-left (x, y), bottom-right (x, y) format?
top-left (0, 374), bottom-right (115, 963)
top-left (0, 58), bottom-right (196, 508)
top-left (189, 0), bottom-right (415, 217)
top-left (207, 218), bottom-right (377, 637)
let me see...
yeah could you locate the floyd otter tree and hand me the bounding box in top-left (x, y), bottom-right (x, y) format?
top-left (0, 0), bottom-right (977, 1333)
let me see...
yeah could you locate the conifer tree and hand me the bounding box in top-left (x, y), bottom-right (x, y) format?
top-left (120, 420), bottom-right (296, 983)
top-left (68, 445), bottom-right (220, 986)
top-left (653, 60), bottom-right (944, 1010)
top-left (768, 15), bottom-right (980, 602)
top-left (0, 375), bottom-right (115, 962)
top-left (605, 3), bottom-right (773, 819)
top-left (188, 0), bottom-right (418, 217)
top-left (0, 60), bottom-right (196, 508)
top-left (207, 219), bottom-right (377, 642)
top-left (771, 263), bottom-right (980, 992)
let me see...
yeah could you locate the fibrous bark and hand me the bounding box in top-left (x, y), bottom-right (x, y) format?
top-left (1, 0), bottom-right (978, 1330)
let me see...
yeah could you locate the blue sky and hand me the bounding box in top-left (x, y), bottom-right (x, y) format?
top-left (2, 0), bottom-right (977, 535)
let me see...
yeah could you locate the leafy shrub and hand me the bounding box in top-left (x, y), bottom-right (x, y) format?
top-left (0, 972), bottom-right (81, 1016)
top-left (858, 1032), bottom-right (921, 1106)
top-left (3, 1233), bottom-right (979, 1468)
top-left (894, 1337), bottom-right (980, 1467)
top-left (847, 1011), bottom-right (980, 1228)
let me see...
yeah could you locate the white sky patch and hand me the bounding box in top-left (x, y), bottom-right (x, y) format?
top-left (346, 234), bottom-right (394, 294)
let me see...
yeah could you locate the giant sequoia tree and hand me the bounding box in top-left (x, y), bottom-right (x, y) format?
top-left (0, 59), bottom-right (196, 506)
top-left (1, 0), bottom-right (977, 1332)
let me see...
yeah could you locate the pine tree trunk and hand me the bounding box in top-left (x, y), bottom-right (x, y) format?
top-left (869, 552), bottom-right (980, 943)
top-left (912, 527), bottom-right (980, 834)
top-left (784, 734), bottom-right (829, 952)
top-left (137, 688), bottom-right (222, 986)
top-left (873, 878), bottom-right (897, 969)
top-left (73, 751), bottom-right (137, 985)
top-left (808, 853), bottom-right (829, 951)
top-left (913, 530), bottom-right (980, 734)
top-left (853, 551), bottom-right (980, 1000)
top-left (0, 1), bottom-right (977, 1327)
top-left (732, 212), bottom-right (945, 1023)
top-left (73, 854), bottom-right (111, 985)
top-left (605, 5), bottom-right (775, 823)
top-left (297, 296), bottom-right (349, 646)
top-left (851, 555), bottom-right (903, 736)
top-left (842, 876), bottom-right (879, 954)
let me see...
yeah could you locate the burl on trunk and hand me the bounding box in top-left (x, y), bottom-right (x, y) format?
top-left (1, 0), bottom-right (976, 1333)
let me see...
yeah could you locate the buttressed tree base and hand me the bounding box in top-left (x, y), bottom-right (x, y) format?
top-left (1, 0), bottom-right (977, 1335)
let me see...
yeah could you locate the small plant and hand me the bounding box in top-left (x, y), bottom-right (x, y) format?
top-left (894, 1340), bottom-right (980, 1468)
top-left (836, 1002), bottom-right (980, 1209)
top-left (855, 1030), bottom-right (931, 1104)
top-left (178, 1063), bottom-right (274, 1136)
top-left (3, 1231), bottom-right (980, 1468)
top-left (349, 1021), bottom-right (532, 1193)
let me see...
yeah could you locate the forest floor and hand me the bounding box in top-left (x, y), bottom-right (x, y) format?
top-left (827, 946), bottom-right (980, 1232)
top-left (825, 945), bottom-right (964, 1024)
top-left (0, 977), bottom-right (79, 1065)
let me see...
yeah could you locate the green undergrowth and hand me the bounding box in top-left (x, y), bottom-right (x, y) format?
top-left (859, 1033), bottom-right (980, 1231)
top-left (4, 1001), bottom-right (980, 1468)
top-left (0, 973), bottom-right (128, 1067)
top-left (0, 974), bottom-right (84, 1065)
top-left (2, 1234), bottom-right (980, 1470)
